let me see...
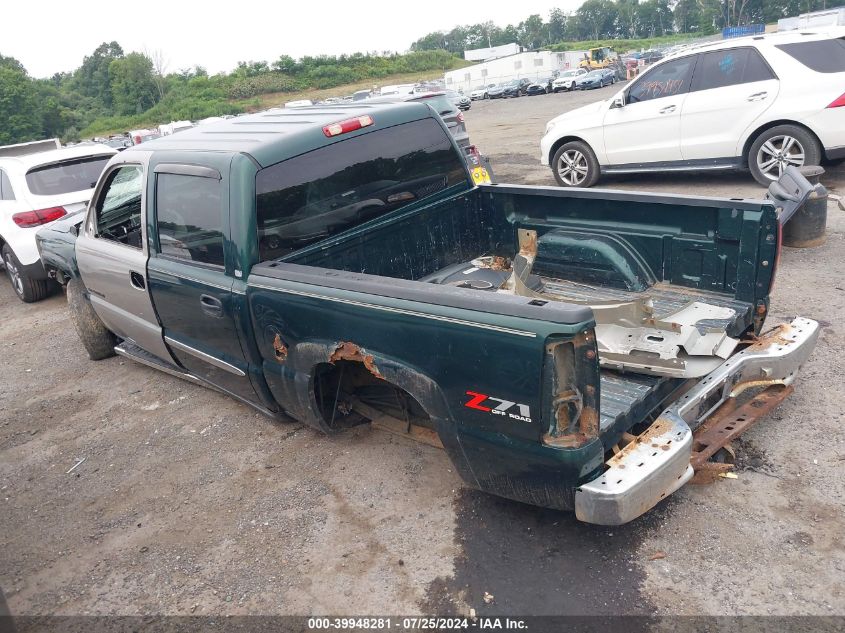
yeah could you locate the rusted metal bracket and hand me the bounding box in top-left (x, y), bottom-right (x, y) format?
top-left (349, 397), bottom-right (444, 449)
top-left (689, 383), bottom-right (793, 480)
top-left (500, 228), bottom-right (739, 377)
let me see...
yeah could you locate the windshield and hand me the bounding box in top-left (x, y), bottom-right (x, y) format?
top-left (561, 70), bottom-right (579, 77)
top-left (586, 71), bottom-right (603, 77)
top-left (26, 155), bottom-right (111, 196)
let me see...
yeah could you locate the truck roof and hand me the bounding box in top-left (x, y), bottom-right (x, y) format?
top-left (127, 102), bottom-right (434, 168)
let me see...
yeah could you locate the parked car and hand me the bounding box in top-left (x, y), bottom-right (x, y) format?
top-left (365, 92), bottom-right (471, 150)
top-left (641, 50), bottom-right (665, 64)
top-left (446, 89), bottom-right (471, 111)
top-left (0, 139), bottom-right (115, 301)
top-left (127, 129), bottom-right (160, 145)
top-left (552, 68), bottom-right (587, 92)
top-left (525, 77), bottom-right (554, 95)
top-left (541, 27), bottom-right (845, 187)
top-left (470, 84), bottom-right (496, 100)
top-left (575, 69), bottom-right (616, 90)
top-left (489, 78), bottom-right (532, 98)
top-left (36, 104), bottom-right (818, 526)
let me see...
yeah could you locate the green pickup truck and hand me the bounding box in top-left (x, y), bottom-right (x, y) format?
top-left (35, 103), bottom-right (819, 525)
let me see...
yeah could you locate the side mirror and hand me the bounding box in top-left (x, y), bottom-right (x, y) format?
top-left (611, 96), bottom-right (625, 109)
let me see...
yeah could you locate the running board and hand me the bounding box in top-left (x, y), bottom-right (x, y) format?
top-left (114, 341), bottom-right (202, 384)
top-left (114, 340), bottom-right (296, 423)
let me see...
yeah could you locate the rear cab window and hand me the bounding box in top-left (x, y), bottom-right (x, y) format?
top-left (776, 37), bottom-right (845, 73)
top-left (26, 155), bottom-right (111, 196)
top-left (154, 171), bottom-right (225, 267)
top-left (255, 117), bottom-right (468, 261)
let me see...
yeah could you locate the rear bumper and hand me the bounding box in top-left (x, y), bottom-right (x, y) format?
top-left (575, 317), bottom-right (820, 525)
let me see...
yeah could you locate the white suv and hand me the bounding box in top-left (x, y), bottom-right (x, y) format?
top-left (552, 68), bottom-right (587, 92)
top-left (0, 140), bottom-right (115, 302)
top-left (540, 28), bottom-right (845, 187)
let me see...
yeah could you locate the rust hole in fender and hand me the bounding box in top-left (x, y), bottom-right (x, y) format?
top-left (329, 341), bottom-right (384, 379)
top-left (273, 334), bottom-right (288, 361)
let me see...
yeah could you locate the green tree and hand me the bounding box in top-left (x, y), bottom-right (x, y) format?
top-left (577, 0), bottom-right (619, 39)
top-left (74, 41), bottom-right (124, 109)
top-left (0, 67), bottom-right (41, 144)
top-left (109, 53), bottom-right (158, 116)
top-left (518, 14), bottom-right (547, 49)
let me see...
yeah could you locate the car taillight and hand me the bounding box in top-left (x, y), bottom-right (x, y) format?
top-left (12, 207), bottom-right (67, 228)
top-left (826, 91), bottom-right (845, 108)
top-left (456, 111), bottom-right (465, 123)
top-left (323, 115), bottom-right (374, 137)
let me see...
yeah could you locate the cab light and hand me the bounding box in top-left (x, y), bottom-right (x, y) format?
top-left (322, 115), bottom-right (374, 137)
top-left (12, 207), bottom-right (67, 227)
top-left (827, 92), bottom-right (845, 108)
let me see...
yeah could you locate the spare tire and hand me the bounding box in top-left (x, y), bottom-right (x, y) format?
top-left (66, 279), bottom-right (116, 360)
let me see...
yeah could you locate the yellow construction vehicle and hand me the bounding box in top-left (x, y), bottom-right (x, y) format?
top-left (579, 47), bottom-right (618, 70)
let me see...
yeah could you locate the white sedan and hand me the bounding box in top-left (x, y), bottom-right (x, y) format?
top-left (540, 27), bottom-right (845, 187)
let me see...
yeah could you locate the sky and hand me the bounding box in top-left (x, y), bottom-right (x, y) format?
top-left (4, 0), bottom-right (584, 79)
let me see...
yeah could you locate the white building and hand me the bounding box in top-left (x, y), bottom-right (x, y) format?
top-left (464, 43), bottom-right (522, 62)
top-left (778, 7), bottom-right (845, 30)
top-left (445, 50), bottom-right (587, 93)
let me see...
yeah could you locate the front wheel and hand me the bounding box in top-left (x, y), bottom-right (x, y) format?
top-left (2, 244), bottom-right (49, 303)
top-left (66, 278), bottom-right (117, 360)
top-left (748, 125), bottom-right (821, 186)
top-left (551, 141), bottom-right (600, 188)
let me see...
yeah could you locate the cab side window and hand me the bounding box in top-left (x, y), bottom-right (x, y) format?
top-left (95, 165), bottom-right (143, 248)
top-left (155, 173), bottom-right (225, 267)
top-left (0, 169), bottom-right (14, 201)
top-left (628, 55), bottom-right (697, 104)
top-left (691, 48), bottom-right (776, 92)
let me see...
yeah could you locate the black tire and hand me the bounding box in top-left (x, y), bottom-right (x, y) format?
top-left (748, 124), bottom-right (822, 186)
top-left (2, 244), bottom-right (49, 303)
top-left (551, 141), bottom-right (600, 188)
top-left (66, 278), bottom-right (116, 360)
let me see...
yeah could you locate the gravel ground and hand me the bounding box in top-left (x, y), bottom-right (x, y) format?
top-left (1, 87), bottom-right (843, 618)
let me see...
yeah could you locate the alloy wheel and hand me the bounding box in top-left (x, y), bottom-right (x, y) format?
top-left (756, 135), bottom-right (805, 180)
top-left (4, 252), bottom-right (23, 297)
top-left (557, 149), bottom-right (589, 186)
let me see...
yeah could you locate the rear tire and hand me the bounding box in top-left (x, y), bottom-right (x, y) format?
top-left (552, 141), bottom-right (600, 188)
top-left (748, 124), bottom-right (821, 186)
top-left (66, 278), bottom-right (116, 360)
top-left (2, 244), bottom-right (49, 303)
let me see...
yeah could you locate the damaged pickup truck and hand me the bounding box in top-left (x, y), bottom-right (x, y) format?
top-left (36, 103), bottom-right (820, 525)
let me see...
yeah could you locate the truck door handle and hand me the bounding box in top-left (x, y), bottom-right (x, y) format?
top-left (130, 271), bottom-right (146, 290)
top-left (659, 105), bottom-right (676, 114)
top-left (200, 294), bottom-right (224, 318)
top-left (747, 91), bottom-right (768, 102)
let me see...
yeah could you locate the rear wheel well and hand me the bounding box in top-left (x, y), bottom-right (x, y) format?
top-left (549, 135), bottom-right (592, 166)
top-left (312, 360), bottom-right (433, 432)
top-left (741, 121), bottom-right (823, 167)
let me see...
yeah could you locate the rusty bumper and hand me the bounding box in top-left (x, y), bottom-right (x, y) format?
top-left (575, 317), bottom-right (820, 525)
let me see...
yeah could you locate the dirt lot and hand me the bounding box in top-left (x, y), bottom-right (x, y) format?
top-left (2, 88), bottom-right (844, 618)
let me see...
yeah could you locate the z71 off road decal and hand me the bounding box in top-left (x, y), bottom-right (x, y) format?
top-left (464, 391), bottom-right (532, 423)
